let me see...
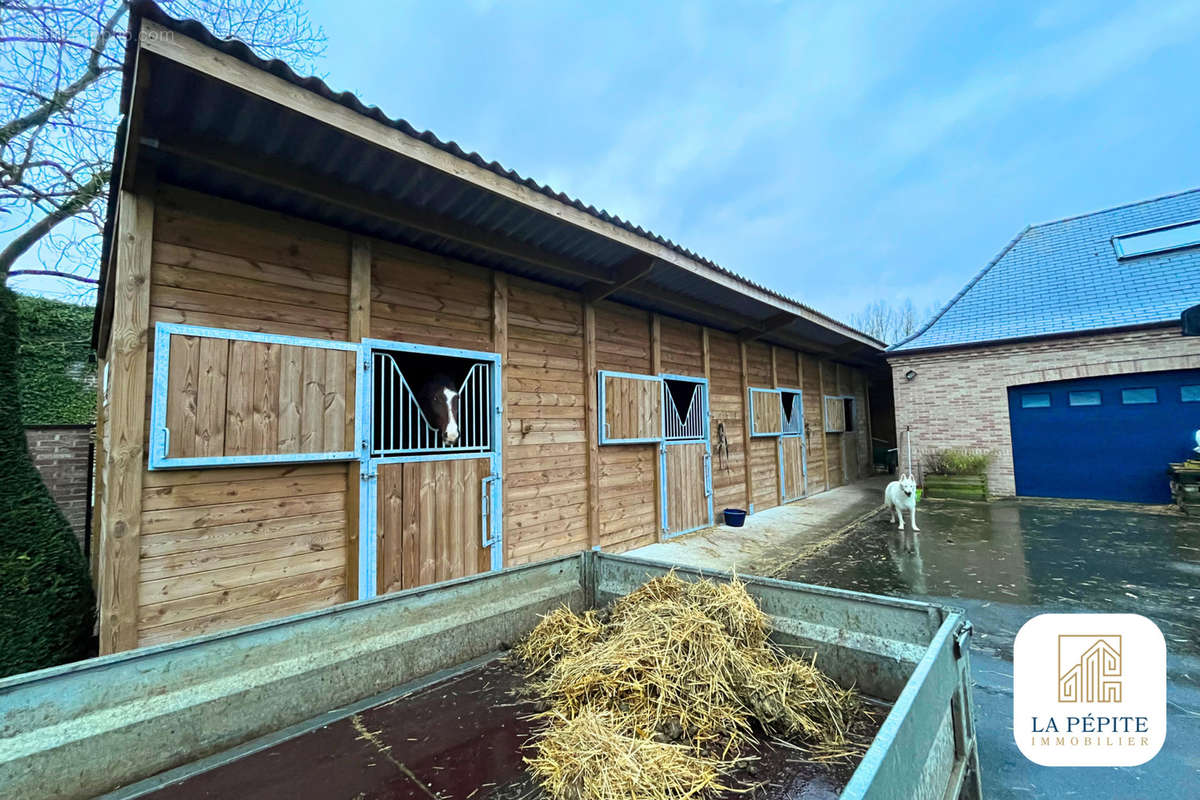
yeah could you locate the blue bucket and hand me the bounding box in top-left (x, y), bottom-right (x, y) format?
top-left (723, 508), bottom-right (747, 527)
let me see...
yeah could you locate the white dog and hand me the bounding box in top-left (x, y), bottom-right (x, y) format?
top-left (884, 473), bottom-right (920, 532)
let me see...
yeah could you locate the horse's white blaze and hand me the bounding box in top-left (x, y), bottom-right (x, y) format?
top-left (442, 387), bottom-right (460, 443)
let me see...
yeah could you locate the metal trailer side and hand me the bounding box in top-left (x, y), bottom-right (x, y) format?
top-left (0, 552), bottom-right (981, 799)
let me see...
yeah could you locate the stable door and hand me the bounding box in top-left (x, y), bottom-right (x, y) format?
top-left (660, 376), bottom-right (713, 537)
top-left (361, 340), bottom-right (502, 598)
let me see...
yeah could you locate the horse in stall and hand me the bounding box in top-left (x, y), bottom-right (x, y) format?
top-left (414, 372), bottom-right (461, 445)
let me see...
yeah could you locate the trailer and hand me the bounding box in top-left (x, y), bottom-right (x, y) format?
top-left (88, 3), bottom-right (892, 654)
top-left (1, 553), bottom-right (982, 799)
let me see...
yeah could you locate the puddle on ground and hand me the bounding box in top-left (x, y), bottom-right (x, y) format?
top-left (782, 500), bottom-right (1200, 659)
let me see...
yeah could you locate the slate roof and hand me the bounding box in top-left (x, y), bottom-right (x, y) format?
top-left (889, 188), bottom-right (1200, 353)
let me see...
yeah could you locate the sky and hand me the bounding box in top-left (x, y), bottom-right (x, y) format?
top-left (12, 0), bottom-right (1200, 327)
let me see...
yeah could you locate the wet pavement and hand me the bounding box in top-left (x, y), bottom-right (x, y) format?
top-left (781, 498), bottom-right (1200, 798)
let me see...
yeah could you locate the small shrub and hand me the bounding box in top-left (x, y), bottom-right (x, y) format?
top-left (924, 448), bottom-right (992, 476)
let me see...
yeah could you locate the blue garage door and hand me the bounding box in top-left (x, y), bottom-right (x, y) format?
top-left (1008, 369), bottom-right (1199, 503)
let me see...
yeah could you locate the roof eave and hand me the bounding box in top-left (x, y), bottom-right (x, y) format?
top-left (883, 319), bottom-right (1182, 359)
top-left (100, 5), bottom-right (882, 357)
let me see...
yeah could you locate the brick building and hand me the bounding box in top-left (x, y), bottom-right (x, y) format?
top-left (887, 189), bottom-right (1200, 503)
top-left (25, 425), bottom-right (93, 551)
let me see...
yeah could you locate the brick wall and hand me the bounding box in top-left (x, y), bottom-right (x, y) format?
top-left (888, 324), bottom-right (1200, 496)
top-left (25, 425), bottom-right (93, 552)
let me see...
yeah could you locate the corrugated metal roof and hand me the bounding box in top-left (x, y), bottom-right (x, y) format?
top-left (119, 1), bottom-right (881, 353)
top-left (889, 187), bottom-right (1200, 353)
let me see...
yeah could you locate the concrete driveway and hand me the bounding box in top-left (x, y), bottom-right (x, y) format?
top-left (628, 475), bottom-right (891, 575)
top-left (782, 498), bottom-right (1200, 799)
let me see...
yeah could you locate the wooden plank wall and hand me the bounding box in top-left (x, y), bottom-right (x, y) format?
top-left (594, 303), bottom-right (658, 551)
top-left (775, 349), bottom-right (800, 388)
top-left (800, 353), bottom-right (828, 494)
top-left (659, 317), bottom-right (704, 377)
top-left (744, 342), bottom-right (779, 512)
top-left (101, 184), bottom-right (880, 649)
top-left (708, 331), bottom-right (746, 512)
top-left (370, 244), bottom-right (493, 351)
top-left (133, 186), bottom-right (352, 647)
top-left (503, 277), bottom-right (589, 563)
top-left (822, 361), bottom-right (845, 484)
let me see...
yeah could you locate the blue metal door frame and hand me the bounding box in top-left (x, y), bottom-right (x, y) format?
top-left (357, 338), bottom-right (504, 599)
top-left (1008, 368), bottom-right (1198, 504)
top-left (147, 322), bottom-right (363, 470)
top-left (660, 374), bottom-right (714, 538)
top-left (778, 387), bottom-right (807, 503)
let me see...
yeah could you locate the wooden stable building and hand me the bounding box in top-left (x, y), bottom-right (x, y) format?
top-left (90, 4), bottom-right (889, 653)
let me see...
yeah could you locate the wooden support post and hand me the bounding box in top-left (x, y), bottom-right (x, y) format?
top-left (650, 314), bottom-right (662, 537)
top-left (492, 272), bottom-right (509, 564)
top-left (818, 358), bottom-right (831, 493)
top-left (346, 235), bottom-right (370, 600)
top-left (98, 189), bottom-right (153, 655)
top-left (90, 357), bottom-right (107, 587)
top-left (739, 340), bottom-right (754, 512)
top-left (701, 328), bottom-right (711, 384)
top-left (770, 346), bottom-right (782, 506)
top-left (864, 374), bottom-right (874, 479)
top-left (583, 301), bottom-right (599, 549)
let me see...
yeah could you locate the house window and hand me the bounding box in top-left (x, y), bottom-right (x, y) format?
top-left (1121, 388), bottom-right (1157, 405)
top-left (1112, 219), bottom-right (1200, 259)
top-left (1182, 386), bottom-right (1200, 403)
top-left (842, 398), bottom-right (855, 432)
top-left (1021, 393), bottom-right (1051, 408)
top-left (1068, 390), bottom-right (1101, 407)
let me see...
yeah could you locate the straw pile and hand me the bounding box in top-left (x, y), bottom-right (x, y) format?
top-left (515, 573), bottom-right (867, 800)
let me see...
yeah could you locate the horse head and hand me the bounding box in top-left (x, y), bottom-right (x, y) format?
top-left (417, 374), bottom-right (461, 444)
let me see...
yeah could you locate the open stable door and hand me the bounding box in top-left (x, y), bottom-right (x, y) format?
top-left (359, 339), bottom-right (503, 599)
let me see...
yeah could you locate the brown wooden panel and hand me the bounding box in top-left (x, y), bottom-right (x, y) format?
top-left (775, 348), bottom-right (800, 387)
top-left (782, 436), bottom-right (806, 501)
top-left (824, 395), bottom-right (846, 432)
top-left (751, 439), bottom-right (779, 511)
top-left (602, 374), bottom-right (662, 442)
top-left (162, 331), bottom-right (354, 462)
top-left (376, 458), bottom-right (492, 595)
top-left (659, 316), bottom-right (703, 377)
top-left (750, 388), bottom-right (782, 434)
top-left (165, 335), bottom-right (200, 458)
top-left (745, 341), bottom-right (773, 384)
top-left (664, 442), bottom-right (709, 535)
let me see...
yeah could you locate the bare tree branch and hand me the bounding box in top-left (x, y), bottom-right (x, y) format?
top-left (0, 0), bottom-right (326, 296)
top-left (6, 269), bottom-right (99, 285)
top-left (0, 168), bottom-right (108, 276)
top-left (0, 4), bottom-right (128, 148)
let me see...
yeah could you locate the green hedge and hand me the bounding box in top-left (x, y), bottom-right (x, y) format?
top-left (0, 287), bottom-right (95, 678)
top-left (923, 448), bottom-right (993, 476)
top-left (16, 293), bottom-right (95, 425)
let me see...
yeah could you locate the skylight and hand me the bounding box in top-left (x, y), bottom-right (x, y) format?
top-left (1112, 219), bottom-right (1200, 259)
